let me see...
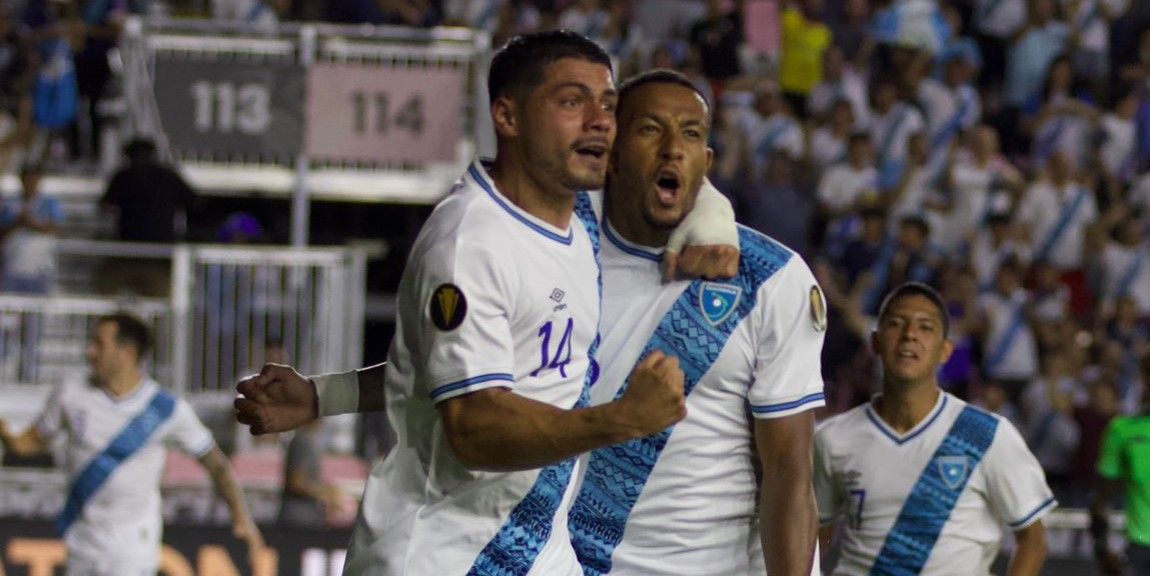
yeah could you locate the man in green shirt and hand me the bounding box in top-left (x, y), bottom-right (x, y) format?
top-left (1092, 355), bottom-right (1150, 575)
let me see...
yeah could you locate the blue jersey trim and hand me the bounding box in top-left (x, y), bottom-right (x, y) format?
top-left (869, 405), bottom-right (999, 576)
top-left (866, 395), bottom-right (949, 446)
top-left (57, 389), bottom-right (177, 536)
top-left (569, 227), bottom-right (793, 576)
top-left (468, 164), bottom-right (574, 246)
top-left (603, 223), bottom-right (662, 262)
top-left (429, 373), bottom-right (514, 401)
top-left (465, 192), bottom-right (603, 576)
top-left (1008, 497), bottom-right (1057, 528)
top-left (751, 392), bottom-right (826, 414)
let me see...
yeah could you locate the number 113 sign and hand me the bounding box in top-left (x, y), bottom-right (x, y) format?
top-left (305, 62), bottom-right (466, 164)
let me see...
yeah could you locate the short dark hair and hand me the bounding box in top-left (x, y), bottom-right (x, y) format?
top-left (616, 68), bottom-right (710, 122)
top-left (877, 282), bottom-right (950, 337)
top-left (487, 30), bottom-right (613, 105)
top-left (123, 137), bottom-right (157, 162)
top-left (899, 215), bottom-right (931, 237)
top-left (98, 312), bottom-right (152, 359)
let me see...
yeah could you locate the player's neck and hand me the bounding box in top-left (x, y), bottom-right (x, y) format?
top-left (103, 368), bottom-right (145, 399)
top-left (488, 158), bottom-right (576, 230)
top-left (604, 194), bottom-right (669, 249)
top-left (874, 383), bottom-right (941, 434)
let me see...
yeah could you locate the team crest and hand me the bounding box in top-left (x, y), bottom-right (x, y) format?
top-left (809, 285), bottom-right (827, 332)
top-left (936, 456), bottom-right (970, 490)
top-left (430, 283), bottom-right (467, 331)
top-left (699, 282), bottom-right (741, 326)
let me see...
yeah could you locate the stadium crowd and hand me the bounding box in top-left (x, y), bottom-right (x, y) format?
top-left (0, 0), bottom-right (1148, 529)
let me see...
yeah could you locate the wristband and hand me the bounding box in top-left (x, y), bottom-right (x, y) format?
top-left (312, 371), bottom-right (359, 417)
top-left (666, 177), bottom-right (739, 253)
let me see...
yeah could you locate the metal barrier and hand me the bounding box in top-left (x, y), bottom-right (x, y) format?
top-left (0, 241), bottom-right (366, 396)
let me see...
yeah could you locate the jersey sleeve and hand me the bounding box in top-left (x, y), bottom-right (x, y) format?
top-left (1096, 418), bottom-right (1125, 480)
top-left (981, 417), bottom-right (1056, 530)
top-left (415, 230), bottom-right (518, 404)
top-left (814, 424), bottom-right (843, 525)
top-left (748, 258), bottom-right (827, 419)
top-left (164, 398), bottom-right (216, 458)
top-left (33, 382), bottom-right (68, 441)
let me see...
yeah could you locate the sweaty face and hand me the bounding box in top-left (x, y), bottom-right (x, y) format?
top-left (610, 83), bottom-right (713, 241)
top-left (518, 58), bottom-right (617, 195)
top-left (872, 294), bottom-right (953, 387)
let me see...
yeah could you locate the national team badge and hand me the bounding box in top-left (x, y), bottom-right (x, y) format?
top-left (809, 285), bottom-right (827, 332)
top-left (937, 456), bottom-right (970, 490)
top-left (699, 282), bottom-right (741, 326)
top-left (430, 283), bottom-right (467, 331)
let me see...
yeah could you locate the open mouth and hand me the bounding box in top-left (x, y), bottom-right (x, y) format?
top-left (574, 141), bottom-right (609, 161)
top-left (655, 169), bottom-right (681, 205)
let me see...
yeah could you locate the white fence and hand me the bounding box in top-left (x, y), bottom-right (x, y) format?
top-left (0, 241), bottom-right (366, 396)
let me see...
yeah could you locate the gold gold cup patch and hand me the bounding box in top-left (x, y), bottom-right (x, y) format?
top-left (809, 284), bottom-right (827, 332)
top-left (430, 284), bottom-right (467, 331)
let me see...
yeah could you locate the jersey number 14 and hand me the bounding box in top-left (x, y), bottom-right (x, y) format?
top-left (532, 318), bottom-right (575, 378)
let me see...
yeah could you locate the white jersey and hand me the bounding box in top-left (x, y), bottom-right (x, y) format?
top-left (35, 375), bottom-right (214, 570)
top-left (1102, 242), bottom-right (1150, 314)
top-left (347, 160), bottom-right (600, 576)
top-left (815, 393), bottom-right (1056, 576)
top-left (1015, 180), bottom-right (1097, 269)
top-left (569, 215), bottom-right (827, 575)
top-left (977, 289), bottom-right (1039, 381)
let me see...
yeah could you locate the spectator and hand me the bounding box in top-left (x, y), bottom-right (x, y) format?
top-left (918, 48), bottom-right (982, 164)
top-left (1060, 0), bottom-right (1129, 86)
top-left (0, 7), bottom-right (34, 171)
top-left (817, 131), bottom-right (879, 255)
top-left (1096, 86), bottom-right (1142, 198)
top-left (0, 162), bottom-right (61, 294)
top-left (868, 75), bottom-right (926, 193)
top-left (968, 210), bottom-right (1031, 291)
top-left (807, 45), bottom-right (870, 126)
top-left (974, 379), bottom-right (1024, 427)
top-left (1021, 351), bottom-right (1083, 500)
top-left (1090, 208), bottom-right (1149, 316)
top-left (98, 138), bottom-right (197, 297)
top-left (687, 0), bottom-right (743, 88)
top-left (778, 0), bottom-right (832, 116)
top-left (937, 125), bottom-right (1024, 254)
top-left (278, 420), bottom-right (346, 528)
top-left (1015, 151), bottom-right (1099, 315)
top-left (101, 137), bottom-right (197, 244)
top-left (1024, 55), bottom-right (1100, 172)
top-left (1003, 0), bottom-right (1069, 150)
top-left (974, 257), bottom-right (1040, 400)
top-left (808, 97), bottom-right (855, 168)
top-left (886, 130), bottom-right (945, 237)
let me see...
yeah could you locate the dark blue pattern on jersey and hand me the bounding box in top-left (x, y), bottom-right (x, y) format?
top-left (466, 192), bottom-right (603, 575)
top-left (869, 406), bottom-right (999, 576)
top-left (568, 226), bottom-right (792, 575)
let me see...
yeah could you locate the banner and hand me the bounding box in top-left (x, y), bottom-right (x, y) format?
top-left (304, 62), bottom-right (466, 164)
top-left (153, 56), bottom-right (306, 161)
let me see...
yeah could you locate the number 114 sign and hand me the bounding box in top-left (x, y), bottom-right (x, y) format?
top-left (305, 62), bottom-right (466, 164)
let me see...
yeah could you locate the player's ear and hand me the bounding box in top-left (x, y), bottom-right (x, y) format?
top-left (939, 338), bottom-right (955, 365)
top-left (491, 96), bottom-right (519, 138)
top-left (704, 147), bottom-right (714, 172)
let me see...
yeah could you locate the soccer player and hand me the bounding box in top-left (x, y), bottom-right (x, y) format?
top-left (236, 70), bottom-right (818, 575)
top-left (566, 69), bottom-right (826, 576)
top-left (814, 282), bottom-right (1054, 576)
top-left (1090, 355), bottom-right (1150, 575)
top-left (0, 312), bottom-right (264, 576)
top-left (239, 31), bottom-right (728, 576)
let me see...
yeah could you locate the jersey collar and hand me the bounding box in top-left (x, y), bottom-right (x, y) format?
top-left (865, 392), bottom-right (949, 446)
